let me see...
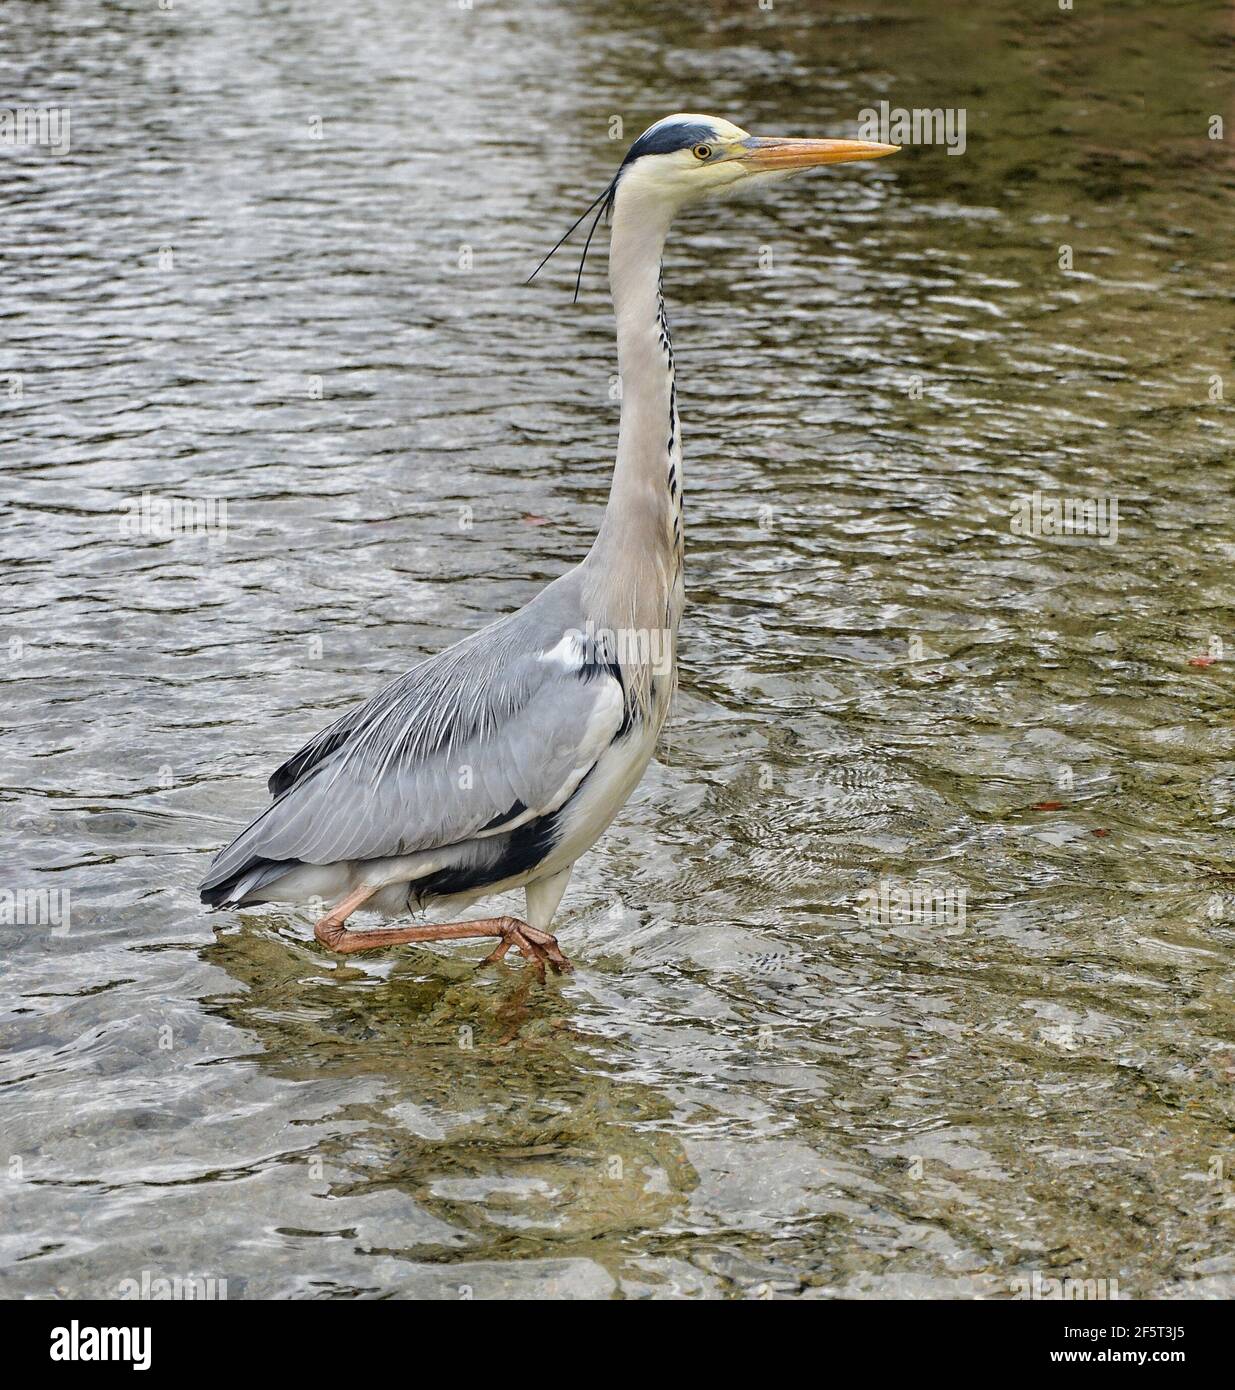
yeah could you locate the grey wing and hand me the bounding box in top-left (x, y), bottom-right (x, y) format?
top-left (201, 600), bottom-right (624, 897)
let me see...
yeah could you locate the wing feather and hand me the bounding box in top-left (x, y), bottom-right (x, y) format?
top-left (201, 585), bottom-right (623, 895)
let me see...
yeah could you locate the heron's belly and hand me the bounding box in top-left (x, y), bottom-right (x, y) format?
top-left (537, 718), bottom-right (661, 873)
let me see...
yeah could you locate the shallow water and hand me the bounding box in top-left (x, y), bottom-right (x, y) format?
top-left (2, 0), bottom-right (1234, 1299)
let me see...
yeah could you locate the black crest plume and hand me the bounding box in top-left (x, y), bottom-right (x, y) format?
top-left (526, 177), bottom-right (618, 303)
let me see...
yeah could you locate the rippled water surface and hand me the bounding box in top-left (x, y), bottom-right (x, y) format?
top-left (3, 0), bottom-right (1235, 1298)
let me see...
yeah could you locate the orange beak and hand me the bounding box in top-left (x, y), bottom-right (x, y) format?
top-left (736, 136), bottom-right (900, 170)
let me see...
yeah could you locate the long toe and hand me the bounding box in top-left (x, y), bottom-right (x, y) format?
top-left (479, 938), bottom-right (515, 966)
top-left (516, 935), bottom-right (548, 981)
top-left (521, 925), bottom-right (575, 973)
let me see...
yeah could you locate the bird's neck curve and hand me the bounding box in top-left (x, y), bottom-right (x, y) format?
top-left (586, 181), bottom-right (685, 649)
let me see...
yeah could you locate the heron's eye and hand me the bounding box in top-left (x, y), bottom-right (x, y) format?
top-left (692, 144), bottom-right (712, 161)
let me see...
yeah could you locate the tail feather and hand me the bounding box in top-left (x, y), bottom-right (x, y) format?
top-left (200, 856), bottom-right (302, 909)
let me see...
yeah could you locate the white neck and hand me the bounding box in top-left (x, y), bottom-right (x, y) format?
top-left (586, 178), bottom-right (684, 634)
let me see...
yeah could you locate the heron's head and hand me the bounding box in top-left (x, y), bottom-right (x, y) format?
top-left (613, 113), bottom-right (898, 210)
top-left (530, 113), bottom-right (897, 298)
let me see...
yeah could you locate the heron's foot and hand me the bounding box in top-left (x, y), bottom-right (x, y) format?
top-left (480, 916), bottom-right (574, 978)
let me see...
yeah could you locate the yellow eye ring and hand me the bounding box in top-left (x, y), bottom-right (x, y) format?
top-left (692, 144), bottom-right (712, 160)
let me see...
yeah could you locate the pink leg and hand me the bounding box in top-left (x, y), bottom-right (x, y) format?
top-left (313, 888), bottom-right (573, 977)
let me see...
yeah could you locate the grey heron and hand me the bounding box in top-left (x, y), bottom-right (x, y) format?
top-left (200, 114), bottom-right (897, 976)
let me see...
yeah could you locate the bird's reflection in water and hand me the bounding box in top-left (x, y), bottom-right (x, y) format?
top-left (196, 919), bottom-right (697, 1285)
